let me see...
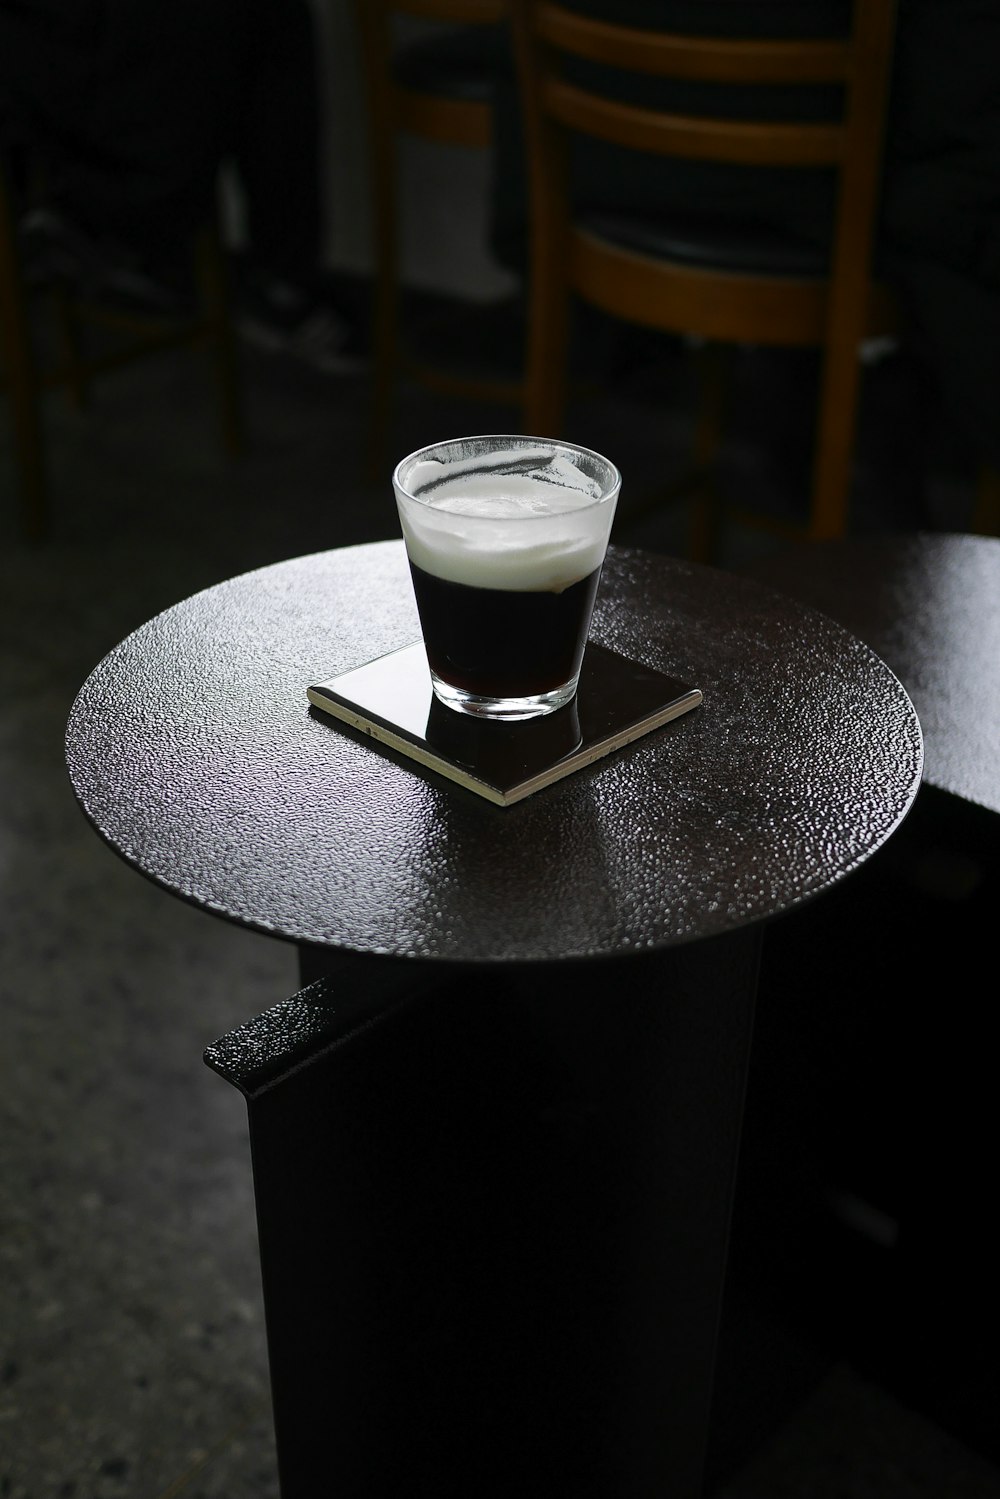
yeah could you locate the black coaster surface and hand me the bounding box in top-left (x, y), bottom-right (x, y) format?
top-left (307, 641), bottom-right (702, 805)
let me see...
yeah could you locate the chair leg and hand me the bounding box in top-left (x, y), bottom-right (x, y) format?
top-left (195, 223), bottom-right (242, 457)
top-left (687, 342), bottom-right (729, 563)
top-left (808, 336), bottom-right (864, 541)
top-left (52, 284), bottom-right (88, 410)
top-left (0, 167), bottom-right (48, 542)
top-left (599, 340), bottom-right (729, 559)
top-left (523, 186), bottom-right (572, 439)
top-left (972, 462), bottom-right (1000, 536)
top-left (523, 271), bottom-right (570, 439)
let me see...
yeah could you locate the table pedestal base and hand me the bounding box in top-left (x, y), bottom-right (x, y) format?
top-left (206, 931), bottom-right (761, 1499)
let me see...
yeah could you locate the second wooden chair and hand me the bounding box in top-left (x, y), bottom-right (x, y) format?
top-left (509, 0), bottom-right (900, 559)
top-left (1, 146), bottom-right (241, 543)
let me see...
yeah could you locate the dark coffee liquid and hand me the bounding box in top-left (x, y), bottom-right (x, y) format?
top-left (409, 561), bottom-right (603, 698)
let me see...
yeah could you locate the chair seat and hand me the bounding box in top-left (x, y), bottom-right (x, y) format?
top-left (394, 28), bottom-right (508, 103)
top-left (581, 209), bottom-right (828, 279)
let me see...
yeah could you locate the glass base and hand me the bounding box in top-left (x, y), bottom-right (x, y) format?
top-left (430, 672), bottom-right (580, 722)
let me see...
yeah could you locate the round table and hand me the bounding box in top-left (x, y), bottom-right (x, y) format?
top-left (65, 542), bottom-right (923, 1499)
top-left (66, 540), bottom-right (922, 964)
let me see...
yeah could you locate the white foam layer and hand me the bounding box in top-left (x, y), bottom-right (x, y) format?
top-left (396, 465), bottom-right (617, 592)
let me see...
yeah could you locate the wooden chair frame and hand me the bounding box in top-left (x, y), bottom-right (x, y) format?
top-left (0, 152), bottom-right (241, 543)
top-left (510, 0), bottom-right (899, 555)
top-left (355, 0), bottom-right (522, 474)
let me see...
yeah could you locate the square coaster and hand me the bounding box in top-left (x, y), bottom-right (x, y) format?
top-left (307, 641), bottom-right (701, 806)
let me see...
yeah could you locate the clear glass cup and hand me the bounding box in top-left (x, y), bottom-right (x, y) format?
top-left (393, 434), bottom-right (621, 721)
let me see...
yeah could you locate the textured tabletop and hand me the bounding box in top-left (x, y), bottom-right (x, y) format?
top-left (66, 542), bottom-right (922, 963)
top-left (742, 532), bottom-right (999, 820)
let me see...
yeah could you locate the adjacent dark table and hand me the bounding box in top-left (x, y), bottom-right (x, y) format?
top-left (742, 530), bottom-right (999, 819)
top-left (738, 531), bottom-right (999, 1457)
top-left (66, 542), bottom-right (923, 1499)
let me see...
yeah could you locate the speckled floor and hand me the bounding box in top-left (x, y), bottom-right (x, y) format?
top-left (1, 288), bottom-right (997, 1497)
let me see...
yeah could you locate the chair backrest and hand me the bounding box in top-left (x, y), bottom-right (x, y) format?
top-left (508, 1), bottom-right (902, 550)
top-left (358, 0), bottom-right (510, 150)
top-left (510, 0), bottom-right (898, 327)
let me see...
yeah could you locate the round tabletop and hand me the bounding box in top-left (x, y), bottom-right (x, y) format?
top-left (65, 542), bottom-right (922, 964)
top-left (742, 532), bottom-right (1000, 819)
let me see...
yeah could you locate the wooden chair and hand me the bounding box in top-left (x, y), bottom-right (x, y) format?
top-left (0, 147), bottom-right (241, 543)
top-left (509, 0), bottom-right (900, 559)
top-left (355, 0), bottom-right (524, 472)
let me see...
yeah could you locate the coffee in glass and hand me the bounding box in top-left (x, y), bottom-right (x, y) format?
top-left (393, 435), bottom-right (620, 720)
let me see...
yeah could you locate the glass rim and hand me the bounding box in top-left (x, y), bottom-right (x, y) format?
top-left (392, 433), bottom-right (621, 514)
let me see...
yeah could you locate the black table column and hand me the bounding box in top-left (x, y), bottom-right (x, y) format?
top-left (207, 935), bottom-right (760, 1499)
